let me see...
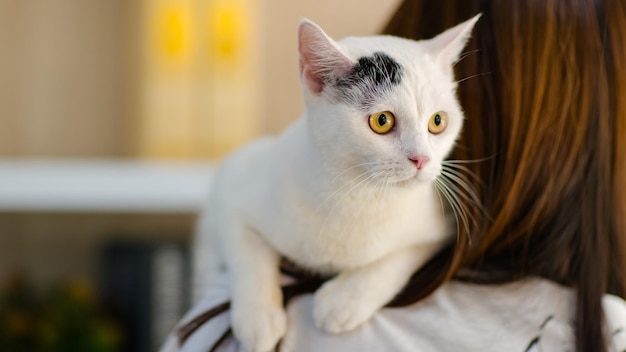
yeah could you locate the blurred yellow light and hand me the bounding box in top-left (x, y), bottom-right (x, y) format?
top-left (210, 1), bottom-right (248, 63)
top-left (157, 4), bottom-right (191, 61)
top-left (137, 0), bottom-right (259, 158)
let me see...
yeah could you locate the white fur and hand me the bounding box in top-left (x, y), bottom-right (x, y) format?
top-left (194, 15), bottom-right (479, 352)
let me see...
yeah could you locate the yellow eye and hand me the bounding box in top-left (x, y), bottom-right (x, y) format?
top-left (428, 111), bottom-right (448, 134)
top-left (368, 111), bottom-right (395, 134)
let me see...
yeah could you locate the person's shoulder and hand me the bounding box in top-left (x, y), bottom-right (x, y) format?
top-left (602, 293), bottom-right (626, 351)
top-left (603, 293), bottom-right (626, 324)
top-left (159, 274), bottom-right (235, 352)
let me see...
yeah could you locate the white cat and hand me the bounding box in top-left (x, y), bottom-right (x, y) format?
top-left (194, 15), bottom-right (479, 352)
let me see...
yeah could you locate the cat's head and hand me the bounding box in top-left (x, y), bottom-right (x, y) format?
top-left (298, 16), bottom-right (479, 185)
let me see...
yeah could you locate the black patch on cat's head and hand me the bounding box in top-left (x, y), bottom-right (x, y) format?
top-left (333, 52), bottom-right (403, 108)
top-left (347, 53), bottom-right (403, 86)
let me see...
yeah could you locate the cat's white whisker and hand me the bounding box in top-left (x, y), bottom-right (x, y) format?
top-left (455, 71), bottom-right (492, 84)
top-left (438, 177), bottom-right (478, 228)
top-left (435, 178), bottom-right (473, 246)
top-left (440, 167), bottom-right (491, 220)
top-left (434, 182), bottom-right (446, 214)
top-left (438, 172), bottom-right (477, 213)
top-left (312, 168), bottom-right (377, 218)
top-left (341, 171), bottom-right (386, 238)
top-left (331, 161), bottom-right (382, 184)
top-left (439, 181), bottom-right (480, 220)
top-left (434, 180), bottom-right (462, 243)
top-left (440, 182), bottom-right (472, 230)
top-left (440, 184), bottom-right (476, 250)
top-left (319, 170), bottom-right (383, 237)
top-left (453, 49), bottom-right (481, 67)
top-left (443, 155), bottom-right (497, 164)
top-left (440, 163), bottom-right (483, 185)
top-left (440, 169), bottom-right (482, 206)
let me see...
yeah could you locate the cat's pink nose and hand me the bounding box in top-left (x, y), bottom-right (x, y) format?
top-left (409, 155), bottom-right (430, 170)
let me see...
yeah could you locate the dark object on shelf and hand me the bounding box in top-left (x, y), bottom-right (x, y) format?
top-left (100, 241), bottom-right (190, 352)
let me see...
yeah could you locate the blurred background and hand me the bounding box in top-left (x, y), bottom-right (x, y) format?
top-left (0, 0), bottom-right (401, 350)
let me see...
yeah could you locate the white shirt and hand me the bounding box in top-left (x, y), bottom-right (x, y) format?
top-left (160, 275), bottom-right (626, 352)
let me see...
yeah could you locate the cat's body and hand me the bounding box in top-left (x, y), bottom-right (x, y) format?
top-left (206, 118), bottom-right (446, 273)
top-left (195, 16), bottom-right (479, 352)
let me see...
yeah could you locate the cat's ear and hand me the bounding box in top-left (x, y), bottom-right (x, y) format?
top-left (426, 14), bottom-right (481, 76)
top-left (298, 19), bottom-right (353, 94)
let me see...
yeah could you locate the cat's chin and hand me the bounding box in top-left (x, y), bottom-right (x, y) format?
top-left (393, 173), bottom-right (436, 188)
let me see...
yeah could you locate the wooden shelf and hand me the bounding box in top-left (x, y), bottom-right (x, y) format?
top-left (0, 159), bottom-right (214, 213)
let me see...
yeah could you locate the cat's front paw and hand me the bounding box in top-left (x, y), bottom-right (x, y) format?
top-left (231, 303), bottom-right (287, 352)
top-left (313, 278), bottom-right (380, 334)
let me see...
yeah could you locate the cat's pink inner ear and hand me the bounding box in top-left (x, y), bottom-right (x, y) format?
top-left (428, 14), bottom-right (481, 73)
top-left (298, 20), bottom-right (352, 94)
top-left (299, 56), bottom-right (324, 93)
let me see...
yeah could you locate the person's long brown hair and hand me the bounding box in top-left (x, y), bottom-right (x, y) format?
top-left (178, 2), bottom-right (626, 350)
top-left (383, 1), bottom-right (626, 351)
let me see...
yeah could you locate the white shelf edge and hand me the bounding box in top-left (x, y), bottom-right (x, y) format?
top-left (0, 158), bottom-right (215, 213)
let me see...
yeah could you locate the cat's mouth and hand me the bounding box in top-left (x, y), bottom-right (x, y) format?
top-left (392, 168), bottom-right (437, 186)
top-left (369, 161), bottom-right (437, 186)
top-left (414, 170), bottom-right (437, 183)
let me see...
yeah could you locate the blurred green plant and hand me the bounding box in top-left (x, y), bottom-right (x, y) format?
top-left (0, 276), bottom-right (122, 352)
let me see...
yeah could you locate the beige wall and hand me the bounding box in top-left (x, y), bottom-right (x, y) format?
top-left (0, 0), bottom-right (140, 157)
top-left (0, 0), bottom-right (401, 158)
